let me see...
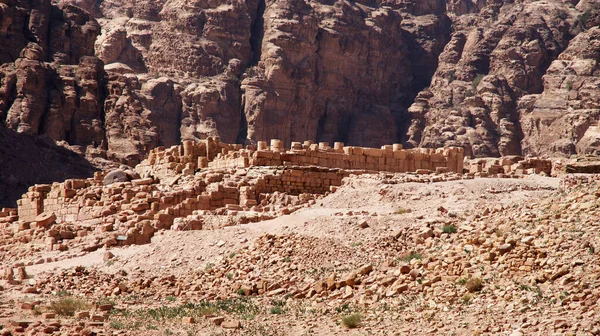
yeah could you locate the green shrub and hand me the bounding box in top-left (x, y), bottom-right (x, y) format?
top-left (442, 225), bottom-right (457, 234)
top-left (50, 298), bottom-right (90, 317)
top-left (472, 74), bottom-right (486, 91)
top-left (465, 277), bottom-right (483, 293)
top-left (342, 313), bottom-right (362, 328)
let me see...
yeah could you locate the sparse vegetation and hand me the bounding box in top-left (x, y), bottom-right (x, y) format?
top-left (578, 9), bottom-right (591, 27)
top-left (401, 252), bottom-right (422, 262)
top-left (342, 313), bottom-right (362, 329)
top-left (270, 306), bottom-right (284, 314)
top-left (566, 80), bottom-right (573, 91)
top-left (472, 74), bottom-right (486, 91)
top-left (110, 321), bottom-right (125, 330)
top-left (50, 297), bottom-right (90, 317)
top-left (395, 207), bottom-right (412, 214)
top-left (462, 293), bottom-right (473, 304)
top-left (465, 277), bottom-right (483, 293)
top-left (111, 298), bottom-right (259, 324)
top-left (442, 224), bottom-right (457, 234)
top-left (55, 290), bottom-right (72, 297)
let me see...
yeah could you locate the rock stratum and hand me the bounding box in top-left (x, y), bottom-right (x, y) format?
top-left (1, 0), bottom-right (600, 165)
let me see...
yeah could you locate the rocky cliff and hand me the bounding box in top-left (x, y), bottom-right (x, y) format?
top-left (1, 0), bottom-right (599, 166)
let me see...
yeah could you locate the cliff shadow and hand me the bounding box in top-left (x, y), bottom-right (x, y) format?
top-left (0, 125), bottom-right (97, 207)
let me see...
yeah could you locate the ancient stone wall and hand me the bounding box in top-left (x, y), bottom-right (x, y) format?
top-left (466, 157), bottom-right (553, 177)
top-left (0, 207), bottom-right (18, 224)
top-left (15, 163), bottom-right (350, 247)
top-left (213, 140), bottom-right (464, 174)
top-left (137, 138), bottom-right (465, 180)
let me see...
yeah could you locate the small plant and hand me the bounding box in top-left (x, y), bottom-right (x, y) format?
top-left (519, 284), bottom-right (530, 291)
top-left (271, 300), bottom-right (286, 307)
top-left (457, 278), bottom-right (467, 285)
top-left (283, 257), bottom-right (291, 262)
top-left (342, 313), bottom-right (362, 329)
top-left (472, 74), bottom-right (485, 91)
top-left (229, 252), bottom-right (236, 258)
top-left (205, 263), bottom-right (214, 271)
top-left (226, 273), bottom-right (233, 280)
top-left (589, 246), bottom-right (595, 254)
top-left (166, 296), bottom-right (176, 302)
top-left (566, 80), bottom-right (573, 91)
top-left (447, 70), bottom-right (456, 82)
top-left (110, 321), bottom-right (125, 330)
top-left (442, 224), bottom-right (457, 234)
top-left (395, 208), bottom-right (411, 215)
top-left (270, 306), bottom-right (284, 314)
top-left (465, 277), bottom-right (483, 293)
top-left (336, 303), bottom-right (350, 313)
top-left (351, 242), bottom-right (363, 247)
top-left (55, 290), bottom-right (72, 297)
top-left (578, 9), bottom-right (592, 27)
top-left (236, 289), bottom-right (246, 296)
top-left (50, 297), bottom-right (90, 317)
top-left (401, 252), bottom-right (422, 262)
top-left (462, 293), bottom-right (473, 304)
top-left (94, 297), bottom-right (116, 306)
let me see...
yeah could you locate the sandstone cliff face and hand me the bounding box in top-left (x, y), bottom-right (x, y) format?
top-left (242, 0), bottom-right (412, 147)
top-left (86, 0), bottom-right (452, 150)
top-left (1, 0), bottom-right (600, 166)
top-left (405, 0), bottom-right (592, 158)
top-left (0, 1), bottom-right (105, 150)
top-left (520, 13), bottom-right (600, 156)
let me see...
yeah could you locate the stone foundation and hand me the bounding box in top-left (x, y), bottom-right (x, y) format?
top-left (137, 138), bottom-right (464, 180)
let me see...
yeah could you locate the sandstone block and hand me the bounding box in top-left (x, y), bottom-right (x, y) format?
top-left (35, 212), bottom-right (56, 228)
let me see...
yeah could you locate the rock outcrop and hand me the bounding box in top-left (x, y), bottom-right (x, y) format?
top-left (0, 0), bottom-right (106, 151)
top-left (520, 26), bottom-right (600, 156)
top-left (405, 0), bottom-right (592, 158)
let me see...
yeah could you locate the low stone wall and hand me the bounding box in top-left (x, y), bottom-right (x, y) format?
top-left (0, 207), bottom-right (17, 224)
top-left (212, 141), bottom-right (464, 174)
top-left (466, 156), bottom-right (553, 176)
top-left (137, 138), bottom-right (464, 179)
top-left (15, 165), bottom-right (352, 247)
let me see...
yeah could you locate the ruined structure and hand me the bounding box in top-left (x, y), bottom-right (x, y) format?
top-left (10, 139), bottom-right (463, 249)
top-left (9, 139), bottom-right (556, 254)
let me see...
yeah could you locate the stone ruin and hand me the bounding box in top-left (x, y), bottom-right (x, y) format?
top-left (8, 138), bottom-right (465, 251)
top-left (136, 138), bottom-right (465, 179)
top-left (6, 138), bottom-right (554, 254)
top-left (465, 156), bottom-right (553, 177)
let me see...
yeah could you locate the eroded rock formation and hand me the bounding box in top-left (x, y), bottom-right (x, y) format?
top-left (1, 0), bottom-right (600, 170)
